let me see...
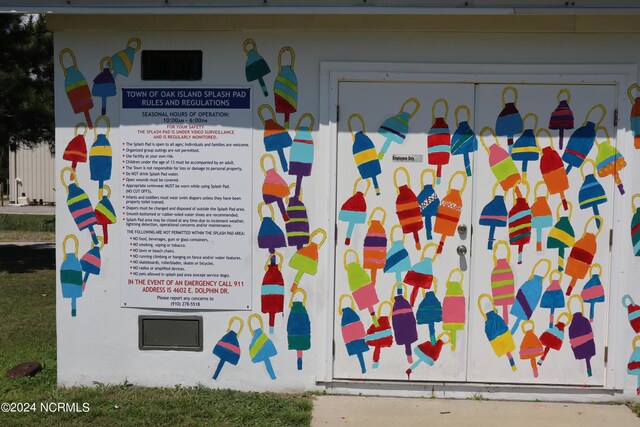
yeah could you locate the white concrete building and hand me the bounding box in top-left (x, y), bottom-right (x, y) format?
top-left (3, 0), bottom-right (640, 401)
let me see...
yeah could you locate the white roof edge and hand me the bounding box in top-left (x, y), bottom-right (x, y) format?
top-left (1, 6), bottom-right (640, 16)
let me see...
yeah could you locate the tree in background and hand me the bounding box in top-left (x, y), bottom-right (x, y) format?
top-left (0, 13), bottom-right (53, 201)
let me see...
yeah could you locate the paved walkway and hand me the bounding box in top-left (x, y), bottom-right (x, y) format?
top-left (312, 396), bottom-right (640, 426)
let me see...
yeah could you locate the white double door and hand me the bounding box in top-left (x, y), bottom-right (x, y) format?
top-left (332, 80), bottom-right (616, 386)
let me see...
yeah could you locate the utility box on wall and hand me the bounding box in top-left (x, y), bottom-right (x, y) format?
top-left (8, 1), bottom-right (640, 400)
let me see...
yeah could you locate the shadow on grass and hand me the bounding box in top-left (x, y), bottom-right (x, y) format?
top-left (0, 244), bottom-right (55, 273)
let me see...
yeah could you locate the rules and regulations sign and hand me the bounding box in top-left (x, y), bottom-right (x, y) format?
top-left (120, 87), bottom-right (253, 310)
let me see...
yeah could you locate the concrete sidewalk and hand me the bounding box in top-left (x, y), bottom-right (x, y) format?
top-left (311, 396), bottom-right (640, 426)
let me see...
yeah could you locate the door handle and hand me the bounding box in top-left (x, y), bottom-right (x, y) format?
top-left (457, 245), bottom-right (468, 256)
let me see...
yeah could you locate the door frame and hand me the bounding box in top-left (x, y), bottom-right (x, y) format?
top-left (317, 62), bottom-right (636, 392)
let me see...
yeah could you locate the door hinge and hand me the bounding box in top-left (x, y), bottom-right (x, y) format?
top-left (609, 229), bottom-right (614, 250)
top-left (613, 109), bottom-right (618, 127)
top-left (604, 346), bottom-right (608, 365)
top-left (336, 105), bottom-right (340, 123)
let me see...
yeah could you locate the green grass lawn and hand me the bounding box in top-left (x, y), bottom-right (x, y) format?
top-left (0, 246), bottom-right (313, 426)
top-left (0, 214), bottom-right (54, 242)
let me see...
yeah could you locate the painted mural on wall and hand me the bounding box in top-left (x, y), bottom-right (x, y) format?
top-left (58, 33), bottom-right (639, 389)
top-left (58, 38), bottom-right (141, 317)
top-left (329, 80), bottom-right (635, 385)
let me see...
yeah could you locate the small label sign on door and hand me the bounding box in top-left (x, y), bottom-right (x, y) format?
top-left (392, 154), bottom-right (423, 163)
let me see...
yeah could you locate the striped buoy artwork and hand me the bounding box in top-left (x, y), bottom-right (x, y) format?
top-left (565, 215), bottom-right (603, 296)
top-left (273, 46), bottom-right (298, 129)
top-left (511, 113), bottom-right (540, 180)
top-left (287, 289), bottom-right (311, 371)
top-left (405, 332), bottom-right (451, 379)
top-left (508, 179), bottom-right (532, 264)
top-left (538, 128), bottom-right (569, 211)
top-left (363, 207), bottom-right (388, 285)
top-left (289, 113), bottom-right (315, 198)
top-left (442, 268), bottom-right (466, 351)
top-left (243, 38), bottom-right (271, 97)
top-left (349, 113), bottom-right (382, 196)
top-left (519, 320), bottom-right (544, 377)
top-left (384, 225), bottom-right (411, 282)
top-left (622, 294), bottom-right (640, 334)
top-left (212, 317), bottom-right (243, 380)
top-left (393, 166), bottom-right (423, 250)
top-left (417, 168), bottom-right (440, 241)
top-left (339, 178), bottom-right (370, 246)
top-left (89, 115), bottom-right (112, 196)
top-left (510, 258), bottom-right (552, 336)
top-left (248, 314), bottom-right (278, 380)
top-left (257, 202), bottom-right (286, 254)
top-left (391, 282), bottom-right (419, 363)
top-left (479, 127), bottom-right (521, 192)
top-left (59, 48), bottom-right (93, 128)
top-left (628, 336), bottom-right (640, 395)
top-left (344, 249), bottom-right (379, 326)
top-left (531, 181), bottom-right (553, 252)
top-left (404, 242), bottom-right (439, 307)
top-left (261, 153), bottom-right (290, 222)
top-left (94, 184), bottom-right (117, 244)
top-left (110, 37), bottom-right (141, 78)
top-left (547, 201), bottom-right (575, 272)
top-left (63, 123), bottom-right (88, 171)
top-left (427, 98), bottom-right (451, 184)
top-left (480, 181), bottom-right (508, 250)
top-left (632, 194), bottom-right (640, 256)
top-left (538, 311), bottom-right (571, 367)
top-left (92, 57), bottom-right (116, 115)
top-left (434, 171), bottom-right (467, 254)
top-left (289, 228), bottom-right (326, 292)
top-left (80, 236), bottom-right (104, 292)
top-left (365, 301), bottom-right (394, 369)
top-left (258, 104), bottom-right (292, 172)
top-left (60, 235), bottom-right (83, 317)
top-left (285, 184), bottom-right (310, 250)
top-left (578, 159), bottom-right (607, 228)
top-left (595, 126), bottom-right (627, 195)
top-left (451, 105), bottom-right (478, 177)
top-left (549, 89), bottom-right (574, 150)
top-left (60, 167), bottom-right (99, 246)
top-left (338, 294), bottom-right (369, 374)
top-left (567, 295), bottom-right (596, 377)
top-left (628, 84), bottom-right (640, 149)
top-left (540, 269), bottom-right (565, 328)
top-left (416, 277), bottom-right (443, 345)
top-left (478, 293), bottom-right (517, 372)
top-left (491, 240), bottom-right (515, 324)
top-left (261, 252), bottom-right (285, 334)
top-left (495, 86), bottom-right (523, 153)
top-left (378, 97), bottom-right (420, 159)
top-left (563, 104), bottom-right (606, 174)
top-left (580, 263), bottom-right (605, 323)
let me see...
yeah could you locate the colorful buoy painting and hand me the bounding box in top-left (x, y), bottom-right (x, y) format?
top-left (479, 127), bottom-right (521, 192)
top-left (349, 113), bottom-right (382, 196)
top-left (434, 171), bottom-right (467, 254)
top-left (427, 98), bottom-right (451, 184)
top-left (243, 38), bottom-right (270, 96)
top-left (59, 48), bottom-right (93, 128)
top-left (549, 89), bottom-right (574, 150)
top-left (495, 86), bottom-right (523, 153)
top-left (378, 98), bottom-right (420, 160)
top-left (393, 167), bottom-right (423, 250)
